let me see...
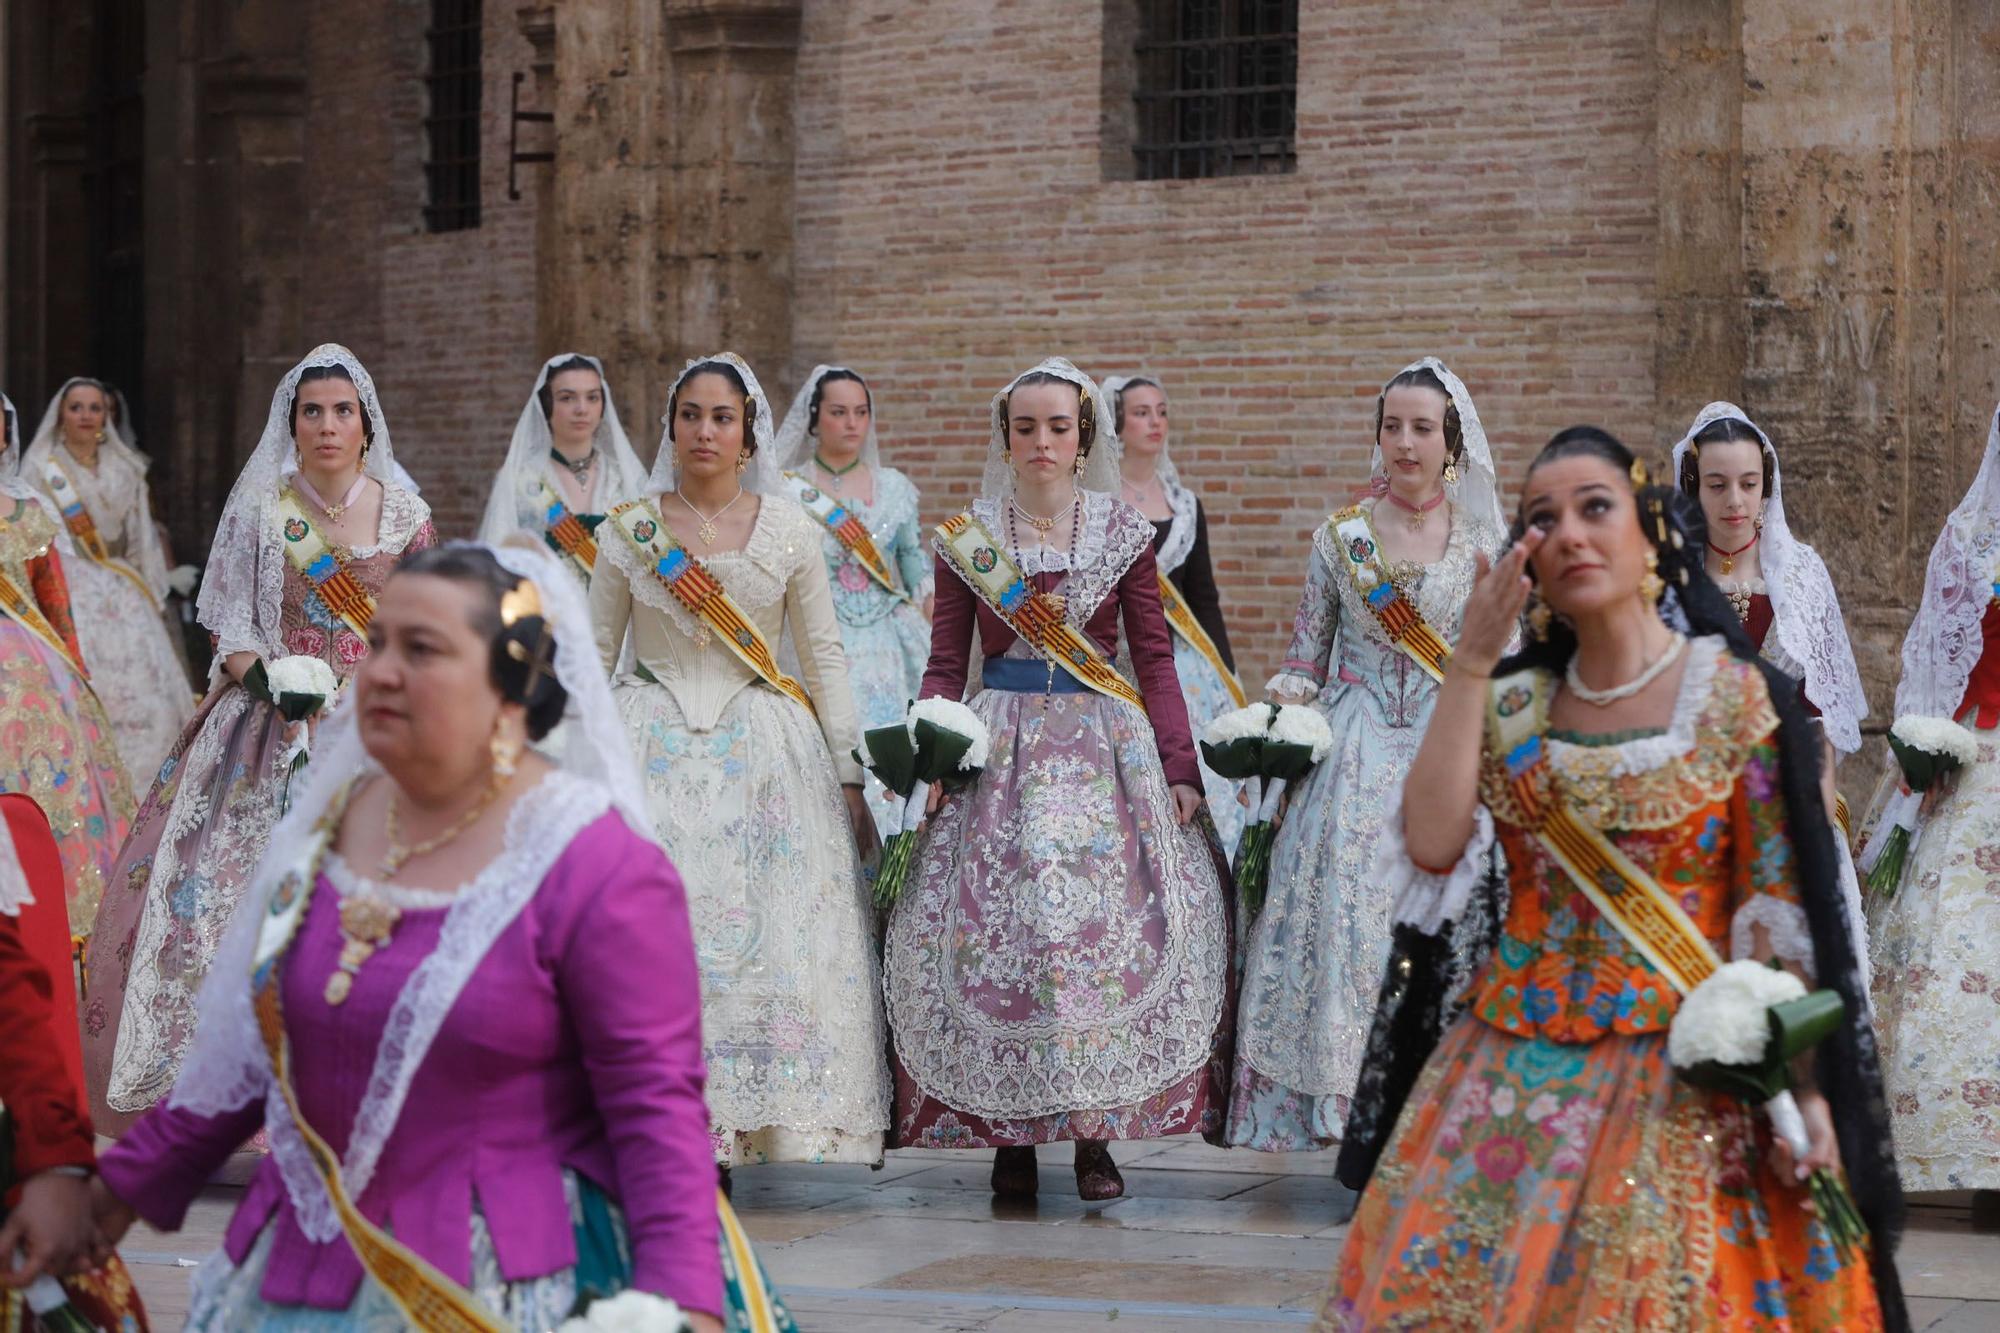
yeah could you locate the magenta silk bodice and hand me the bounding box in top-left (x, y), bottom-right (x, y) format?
top-left (97, 810), bottom-right (722, 1316)
top-left (919, 542), bottom-right (1201, 789)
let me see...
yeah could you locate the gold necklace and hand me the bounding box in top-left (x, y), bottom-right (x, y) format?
top-left (379, 778), bottom-right (505, 877)
top-left (675, 487), bottom-right (747, 546)
top-left (326, 894), bottom-right (402, 1006)
top-left (1010, 496), bottom-right (1077, 533)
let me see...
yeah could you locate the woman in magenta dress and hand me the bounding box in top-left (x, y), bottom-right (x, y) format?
top-left (881, 358), bottom-right (1231, 1201)
top-left (88, 542), bottom-right (793, 1330)
top-left (83, 346), bottom-right (438, 1134)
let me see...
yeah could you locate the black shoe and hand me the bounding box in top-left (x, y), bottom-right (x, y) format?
top-left (991, 1145), bottom-right (1039, 1198)
top-left (1073, 1140), bottom-right (1125, 1201)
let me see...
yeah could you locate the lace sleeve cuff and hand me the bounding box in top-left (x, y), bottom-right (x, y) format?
top-left (1729, 892), bottom-right (1817, 977)
top-left (1266, 668), bottom-right (1322, 702)
top-left (1382, 790), bottom-right (1497, 936)
top-left (914, 573), bottom-right (936, 606)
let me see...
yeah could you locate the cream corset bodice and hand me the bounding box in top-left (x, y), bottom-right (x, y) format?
top-left (592, 495), bottom-right (864, 785)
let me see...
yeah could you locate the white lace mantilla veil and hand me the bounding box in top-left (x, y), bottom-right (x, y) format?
top-left (980, 357), bottom-right (1123, 502)
top-left (1101, 371), bottom-right (1204, 575)
top-left (197, 345), bottom-right (416, 671)
top-left (167, 539), bottom-right (652, 1245)
top-left (1669, 402), bottom-right (1871, 753)
top-left (1370, 356), bottom-right (1508, 539)
top-left (22, 377), bottom-right (172, 599)
top-left (775, 364), bottom-right (882, 475)
top-left (477, 353), bottom-right (648, 546)
top-left (646, 351), bottom-right (784, 496)
top-left (1894, 403), bottom-right (2000, 721)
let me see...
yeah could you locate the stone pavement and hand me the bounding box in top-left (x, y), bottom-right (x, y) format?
top-left (119, 1138), bottom-right (1999, 1330)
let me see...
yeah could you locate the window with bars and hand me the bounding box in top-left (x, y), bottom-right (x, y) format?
top-left (1132, 0), bottom-right (1298, 181)
top-left (423, 0), bottom-right (483, 232)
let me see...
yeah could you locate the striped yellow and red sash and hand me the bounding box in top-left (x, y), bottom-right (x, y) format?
top-left (536, 477), bottom-right (599, 577)
top-left (1158, 571), bottom-right (1246, 708)
top-left (1489, 668), bottom-right (1721, 995)
top-left (784, 472), bottom-right (911, 603)
top-left (1329, 506), bottom-right (1453, 683)
top-left (251, 801), bottom-right (511, 1333)
top-left (610, 500), bottom-right (816, 717)
top-left (934, 511), bottom-right (1146, 711)
top-left (40, 455), bottom-right (161, 609)
top-left (277, 491), bottom-right (377, 635)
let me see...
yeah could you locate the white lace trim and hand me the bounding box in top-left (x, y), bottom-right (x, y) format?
top-left (268, 770), bottom-right (611, 1244)
top-left (1545, 636), bottom-right (1724, 779)
top-left (1729, 892), bottom-right (1817, 976)
top-left (958, 492), bottom-right (1153, 628)
top-left (1383, 784), bottom-right (1497, 935)
top-left (324, 854), bottom-right (459, 910)
top-left (1153, 482), bottom-right (1198, 576)
top-left (1266, 669), bottom-right (1322, 702)
top-left (1310, 502), bottom-right (1501, 653)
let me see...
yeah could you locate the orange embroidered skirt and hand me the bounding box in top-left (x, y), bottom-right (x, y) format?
top-left (1317, 1018), bottom-right (1882, 1331)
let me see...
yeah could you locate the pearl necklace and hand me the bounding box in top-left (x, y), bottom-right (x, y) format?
top-left (1563, 633), bottom-right (1687, 707)
top-left (1010, 495), bottom-right (1078, 534)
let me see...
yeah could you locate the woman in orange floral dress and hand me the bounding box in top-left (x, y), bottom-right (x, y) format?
top-left (1320, 427), bottom-right (1905, 1331)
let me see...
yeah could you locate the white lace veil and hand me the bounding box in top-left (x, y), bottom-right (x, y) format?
top-left (646, 352), bottom-right (784, 495)
top-left (981, 357), bottom-right (1122, 501)
top-left (478, 354), bottom-right (648, 546)
top-left (1895, 403), bottom-right (2000, 720)
top-left (1370, 357), bottom-right (1507, 538)
top-left (775, 364), bottom-right (881, 475)
top-left (197, 345), bottom-right (414, 662)
top-left (1670, 402), bottom-right (1870, 752)
top-left (21, 377), bottom-right (172, 600)
top-left (168, 539), bottom-right (652, 1243)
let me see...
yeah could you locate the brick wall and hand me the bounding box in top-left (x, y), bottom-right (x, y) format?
top-left (789, 0), bottom-right (1660, 690)
top-left (299, 0), bottom-right (544, 539)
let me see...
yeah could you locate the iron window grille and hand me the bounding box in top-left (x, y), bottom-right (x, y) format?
top-left (423, 0), bottom-right (483, 232)
top-left (1133, 0), bottom-right (1298, 181)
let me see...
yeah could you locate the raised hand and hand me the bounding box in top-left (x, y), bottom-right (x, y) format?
top-left (1454, 531), bottom-right (1542, 676)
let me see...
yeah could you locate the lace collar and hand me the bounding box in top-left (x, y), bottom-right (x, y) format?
top-left (960, 491), bottom-right (1154, 627)
top-left (1542, 634), bottom-right (1726, 779)
top-left (1153, 481), bottom-right (1199, 575)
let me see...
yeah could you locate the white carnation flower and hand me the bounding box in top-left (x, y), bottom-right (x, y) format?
top-left (908, 696), bottom-right (990, 769)
top-left (557, 1290), bottom-right (689, 1333)
top-left (1269, 703), bottom-right (1334, 762)
top-left (266, 654), bottom-right (339, 706)
top-left (1667, 959), bottom-right (1808, 1069)
top-left (1201, 703), bottom-right (1275, 748)
top-left (1890, 714), bottom-right (1980, 766)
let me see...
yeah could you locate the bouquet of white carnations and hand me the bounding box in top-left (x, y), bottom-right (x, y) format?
top-left (1200, 702), bottom-right (1334, 916)
top-left (556, 1289), bottom-right (690, 1333)
top-left (855, 698), bottom-right (991, 908)
top-left (246, 654), bottom-right (341, 809)
top-left (1861, 714), bottom-right (1979, 899)
top-left (1667, 960), bottom-right (1866, 1258)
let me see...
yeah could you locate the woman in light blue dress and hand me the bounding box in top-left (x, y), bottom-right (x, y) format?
top-left (1225, 358), bottom-right (1507, 1154)
top-left (774, 366), bottom-right (933, 839)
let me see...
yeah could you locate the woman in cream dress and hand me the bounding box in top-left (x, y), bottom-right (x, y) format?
top-left (19, 378), bottom-right (191, 781)
top-left (591, 352), bottom-right (890, 1170)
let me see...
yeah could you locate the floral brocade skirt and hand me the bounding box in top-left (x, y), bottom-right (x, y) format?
top-left (615, 676), bottom-right (890, 1167)
top-left (83, 683), bottom-right (294, 1134)
top-left (1318, 1019), bottom-right (1882, 1332)
top-left (185, 1173), bottom-right (795, 1332)
top-left (882, 683), bottom-right (1234, 1148)
top-left (1866, 723), bottom-right (2000, 1190)
top-left (0, 619), bottom-right (133, 934)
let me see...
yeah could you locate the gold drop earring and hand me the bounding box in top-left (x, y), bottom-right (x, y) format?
top-left (1639, 547), bottom-right (1665, 605)
top-left (490, 719), bottom-right (522, 780)
top-left (1526, 592), bottom-right (1552, 642)
top-left (736, 451), bottom-right (749, 475)
top-left (1442, 458), bottom-right (1460, 487)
